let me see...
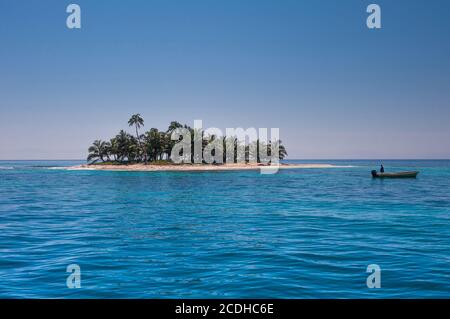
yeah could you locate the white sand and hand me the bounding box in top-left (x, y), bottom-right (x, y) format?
top-left (69, 163), bottom-right (341, 172)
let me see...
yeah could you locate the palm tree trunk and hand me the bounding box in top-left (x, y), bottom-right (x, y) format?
top-left (135, 126), bottom-right (148, 164)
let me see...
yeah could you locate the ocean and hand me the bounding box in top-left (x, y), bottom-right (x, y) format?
top-left (0, 160), bottom-right (449, 298)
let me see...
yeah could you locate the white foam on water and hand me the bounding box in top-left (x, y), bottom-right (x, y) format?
top-left (44, 165), bottom-right (98, 171)
top-left (329, 165), bottom-right (357, 168)
top-left (0, 166), bottom-right (14, 170)
top-left (66, 166), bottom-right (96, 171)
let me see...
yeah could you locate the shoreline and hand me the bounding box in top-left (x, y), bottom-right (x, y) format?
top-left (69, 163), bottom-right (344, 172)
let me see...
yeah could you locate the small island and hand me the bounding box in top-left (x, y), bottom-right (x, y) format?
top-left (73, 114), bottom-right (333, 172)
top-left (73, 162), bottom-right (338, 172)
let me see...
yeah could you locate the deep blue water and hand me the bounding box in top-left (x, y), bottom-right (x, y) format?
top-left (0, 160), bottom-right (449, 298)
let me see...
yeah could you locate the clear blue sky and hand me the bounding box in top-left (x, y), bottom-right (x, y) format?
top-left (1, 0), bottom-right (449, 159)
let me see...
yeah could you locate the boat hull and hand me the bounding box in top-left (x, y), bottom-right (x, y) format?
top-left (371, 171), bottom-right (419, 178)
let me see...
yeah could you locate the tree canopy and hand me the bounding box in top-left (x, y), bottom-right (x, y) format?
top-left (88, 115), bottom-right (287, 164)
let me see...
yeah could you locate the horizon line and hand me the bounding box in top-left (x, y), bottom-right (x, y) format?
top-left (2, 159), bottom-right (450, 161)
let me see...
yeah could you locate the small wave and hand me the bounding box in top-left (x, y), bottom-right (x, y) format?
top-left (67, 167), bottom-right (96, 171)
top-left (0, 166), bottom-right (14, 170)
top-left (46, 166), bottom-right (96, 171)
top-left (329, 165), bottom-right (357, 168)
top-left (31, 165), bottom-right (57, 168)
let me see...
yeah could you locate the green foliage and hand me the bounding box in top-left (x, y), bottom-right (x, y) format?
top-left (87, 115), bottom-right (288, 164)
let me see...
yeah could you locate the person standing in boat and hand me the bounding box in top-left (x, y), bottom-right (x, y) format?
top-left (380, 164), bottom-right (385, 173)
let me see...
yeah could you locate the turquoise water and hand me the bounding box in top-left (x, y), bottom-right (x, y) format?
top-left (0, 160), bottom-right (449, 298)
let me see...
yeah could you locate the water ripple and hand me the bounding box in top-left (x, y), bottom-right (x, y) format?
top-left (0, 160), bottom-right (449, 298)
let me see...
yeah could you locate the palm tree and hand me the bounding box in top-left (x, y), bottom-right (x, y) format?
top-left (115, 130), bottom-right (132, 163)
top-left (247, 140), bottom-right (260, 163)
top-left (268, 140), bottom-right (288, 161)
top-left (278, 141), bottom-right (288, 160)
top-left (165, 121), bottom-right (183, 161)
top-left (128, 114), bottom-right (147, 163)
top-left (160, 132), bottom-right (171, 160)
top-left (144, 128), bottom-right (165, 161)
top-left (87, 140), bottom-right (110, 163)
top-left (88, 119), bottom-right (288, 165)
top-left (108, 137), bottom-right (119, 162)
top-left (126, 135), bottom-right (140, 163)
top-left (167, 121), bottom-right (183, 134)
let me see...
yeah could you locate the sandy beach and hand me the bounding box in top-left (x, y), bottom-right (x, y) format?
top-left (70, 163), bottom-right (339, 172)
